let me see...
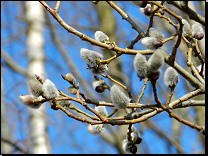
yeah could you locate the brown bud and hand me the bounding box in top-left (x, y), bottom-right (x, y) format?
top-left (195, 33), bottom-right (204, 40)
top-left (154, 40), bottom-right (163, 48)
top-left (144, 6), bottom-right (152, 16)
top-left (95, 86), bottom-right (105, 93)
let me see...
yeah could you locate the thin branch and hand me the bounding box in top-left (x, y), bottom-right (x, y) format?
top-left (54, 1), bottom-right (61, 13)
top-left (1, 48), bottom-right (29, 77)
top-left (40, 1), bottom-right (152, 56)
top-left (106, 1), bottom-right (146, 38)
top-left (1, 138), bottom-right (30, 154)
top-left (167, 1), bottom-right (205, 26)
top-left (169, 89), bottom-right (203, 109)
top-left (172, 100), bottom-right (205, 109)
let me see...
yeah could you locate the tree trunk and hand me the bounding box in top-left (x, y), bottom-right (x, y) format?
top-left (25, 1), bottom-right (51, 154)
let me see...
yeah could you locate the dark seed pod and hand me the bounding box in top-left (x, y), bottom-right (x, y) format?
top-left (130, 146), bottom-right (137, 154)
top-left (144, 6), bottom-right (152, 16)
top-left (195, 33), bottom-right (204, 40)
top-left (135, 137), bottom-right (142, 144)
top-left (95, 86), bottom-right (104, 93)
top-left (154, 40), bottom-right (163, 48)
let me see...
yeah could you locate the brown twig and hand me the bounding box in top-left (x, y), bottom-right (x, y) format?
top-left (127, 35), bottom-right (142, 49)
top-left (54, 1), bottom-right (61, 13)
top-left (39, 1), bottom-right (152, 56)
top-left (106, 1), bottom-right (146, 38)
top-left (168, 89), bottom-right (203, 109)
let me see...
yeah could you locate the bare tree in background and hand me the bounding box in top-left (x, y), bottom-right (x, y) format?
top-left (1, 1), bottom-right (205, 154)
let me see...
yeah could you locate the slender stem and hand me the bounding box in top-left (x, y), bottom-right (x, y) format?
top-left (106, 1), bottom-right (146, 37)
top-left (54, 1), bottom-right (61, 13)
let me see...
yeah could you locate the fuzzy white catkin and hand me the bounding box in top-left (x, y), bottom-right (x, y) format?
top-left (182, 19), bottom-right (192, 38)
top-left (90, 64), bottom-right (108, 75)
top-left (141, 37), bottom-right (157, 50)
top-left (29, 80), bottom-right (43, 98)
top-left (147, 49), bottom-right (164, 72)
top-left (163, 67), bottom-right (179, 87)
top-left (95, 106), bottom-right (108, 117)
top-left (68, 86), bottom-right (77, 95)
top-left (80, 48), bottom-right (103, 67)
top-left (66, 73), bottom-right (76, 84)
top-left (43, 79), bottom-right (59, 99)
top-left (94, 31), bottom-right (109, 43)
top-left (149, 27), bottom-right (165, 41)
top-left (133, 53), bottom-right (148, 80)
top-left (191, 23), bottom-right (204, 40)
top-left (87, 124), bottom-right (105, 136)
top-left (19, 95), bottom-right (42, 109)
top-left (110, 85), bottom-right (130, 109)
top-left (192, 23), bottom-right (204, 35)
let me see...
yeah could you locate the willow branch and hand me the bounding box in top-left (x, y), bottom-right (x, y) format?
top-left (106, 1), bottom-right (146, 38)
top-left (163, 52), bottom-right (205, 91)
top-left (54, 1), bottom-right (61, 13)
top-left (168, 89), bottom-right (203, 109)
top-left (40, 1), bottom-right (152, 56)
top-left (167, 1), bottom-right (205, 26)
top-left (172, 100), bottom-right (205, 109)
top-left (1, 48), bottom-right (29, 77)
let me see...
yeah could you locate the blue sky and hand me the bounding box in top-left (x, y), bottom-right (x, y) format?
top-left (1, 1), bottom-right (204, 154)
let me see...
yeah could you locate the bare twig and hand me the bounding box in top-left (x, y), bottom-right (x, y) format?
top-left (167, 1), bottom-right (205, 26)
top-left (106, 1), bottom-right (146, 38)
top-left (54, 1), bottom-right (61, 13)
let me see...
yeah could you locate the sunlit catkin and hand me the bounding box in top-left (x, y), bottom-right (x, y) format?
top-left (133, 53), bottom-right (148, 80)
top-left (149, 27), bottom-right (165, 41)
top-left (90, 64), bottom-right (108, 75)
top-left (141, 37), bottom-right (157, 50)
top-left (29, 79), bottom-right (43, 98)
top-left (95, 106), bottom-right (108, 117)
top-left (94, 31), bottom-right (109, 43)
top-left (147, 49), bottom-right (164, 72)
top-left (87, 124), bottom-right (105, 136)
top-left (80, 48), bottom-right (103, 67)
top-left (163, 67), bottom-right (179, 87)
top-left (191, 22), bottom-right (204, 40)
top-left (110, 85), bottom-right (130, 109)
top-left (42, 79), bottom-right (59, 99)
